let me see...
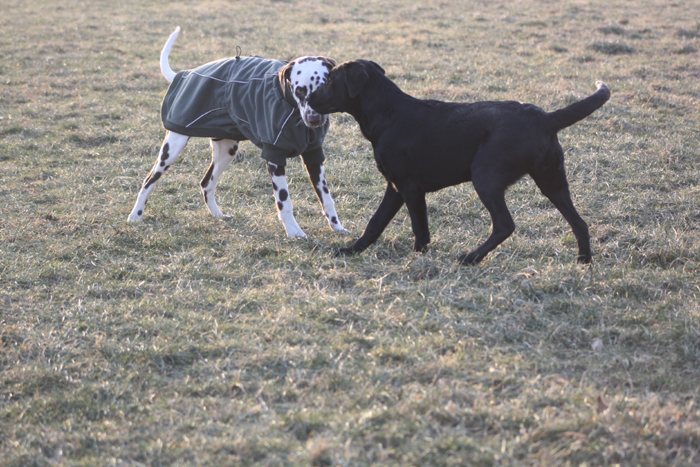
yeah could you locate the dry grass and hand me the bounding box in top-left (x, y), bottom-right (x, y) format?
top-left (1, 0), bottom-right (700, 465)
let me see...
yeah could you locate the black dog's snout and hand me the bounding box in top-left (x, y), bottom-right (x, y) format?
top-left (307, 95), bottom-right (332, 115)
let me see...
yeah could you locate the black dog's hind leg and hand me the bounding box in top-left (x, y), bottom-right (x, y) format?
top-left (401, 186), bottom-right (430, 252)
top-left (531, 167), bottom-right (592, 264)
top-left (339, 182), bottom-right (405, 255)
top-left (458, 173), bottom-right (515, 265)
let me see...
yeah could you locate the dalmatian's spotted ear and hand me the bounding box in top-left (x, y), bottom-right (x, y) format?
top-left (321, 57), bottom-right (337, 70)
top-left (278, 60), bottom-right (296, 96)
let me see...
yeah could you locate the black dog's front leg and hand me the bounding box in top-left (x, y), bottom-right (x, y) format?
top-left (338, 182), bottom-right (404, 255)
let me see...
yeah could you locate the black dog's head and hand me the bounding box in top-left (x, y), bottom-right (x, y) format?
top-left (308, 60), bottom-right (386, 115)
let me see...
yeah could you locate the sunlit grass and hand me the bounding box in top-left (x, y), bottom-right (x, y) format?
top-left (1, 0), bottom-right (699, 465)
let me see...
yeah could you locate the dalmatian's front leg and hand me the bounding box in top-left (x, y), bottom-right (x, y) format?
top-left (267, 162), bottom-right (306, 238)
top-left (128, 131), bottom-right (190, 222)
top-left (305, 163), bottom-right (349, 233)
top-left (201, 139), bottom-right (239, 218)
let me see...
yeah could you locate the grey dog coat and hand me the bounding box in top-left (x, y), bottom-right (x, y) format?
top-left (161, 56), bottom-right (328, 166)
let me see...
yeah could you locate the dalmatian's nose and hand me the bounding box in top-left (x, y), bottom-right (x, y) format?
top-left (307, 112), bottom-right (323, 126)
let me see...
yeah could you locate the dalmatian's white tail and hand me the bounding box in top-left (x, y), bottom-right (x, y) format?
top-left (160, 27), bottom-right (180, 83)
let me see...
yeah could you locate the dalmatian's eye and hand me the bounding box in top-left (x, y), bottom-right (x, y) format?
top-left (295, 87), bottom-right (307, 101)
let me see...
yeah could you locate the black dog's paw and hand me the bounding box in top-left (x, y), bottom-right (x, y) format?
top-left (577, 255), bottom-right (593, 265)
top-left (457, 252), bottom-right (481, 265)
top-left (413, 242), bottom-right (430, 253)
top-left (333, 247), bottom-right (357, 257)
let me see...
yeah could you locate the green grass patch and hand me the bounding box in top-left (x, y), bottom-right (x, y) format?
top-left (1, 0), bottom-right (700, 465)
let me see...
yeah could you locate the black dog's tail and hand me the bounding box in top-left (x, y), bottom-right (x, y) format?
top-left (545, 81), bottom-right (610, 132)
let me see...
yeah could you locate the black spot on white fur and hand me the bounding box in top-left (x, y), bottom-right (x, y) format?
top-left (278, 189), bottom-right (288, 202)
top-left (159, 143), bottom-right (170, 167)
top-left (144, 171), bottom-right (161, 189)
top-left (201, 164), bottom-right (215, 188)
top-left (267, 164), bottom-right (285, 177)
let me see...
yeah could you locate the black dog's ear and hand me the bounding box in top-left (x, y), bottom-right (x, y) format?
top-left (369, 61), bottom-right (385, 75)
top-left (278, 61), bottom-right (295, 96)
top-left (345, 61), bottom-right (370, 99)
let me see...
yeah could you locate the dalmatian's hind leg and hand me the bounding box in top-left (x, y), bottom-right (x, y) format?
top-left (201, 139), bottom-right (239, 218)
top-left (128, 131), bottom-right (190, 222)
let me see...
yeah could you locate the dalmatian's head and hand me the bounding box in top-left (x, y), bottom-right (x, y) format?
top-left (279, 56), bottom-right (336, 128)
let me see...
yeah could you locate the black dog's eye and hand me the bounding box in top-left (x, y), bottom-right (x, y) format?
top-left (295, 87), bottom-right (307, 101)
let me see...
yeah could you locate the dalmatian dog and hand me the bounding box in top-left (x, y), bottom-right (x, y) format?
top-left (127, 27), bottom-right (347, 238)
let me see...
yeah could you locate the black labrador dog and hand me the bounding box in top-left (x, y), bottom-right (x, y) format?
top-left (308, 60), bottom-right (610, 264)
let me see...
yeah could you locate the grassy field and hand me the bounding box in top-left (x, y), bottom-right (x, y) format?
top-left (1, 0), bottom-right (700, 465)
